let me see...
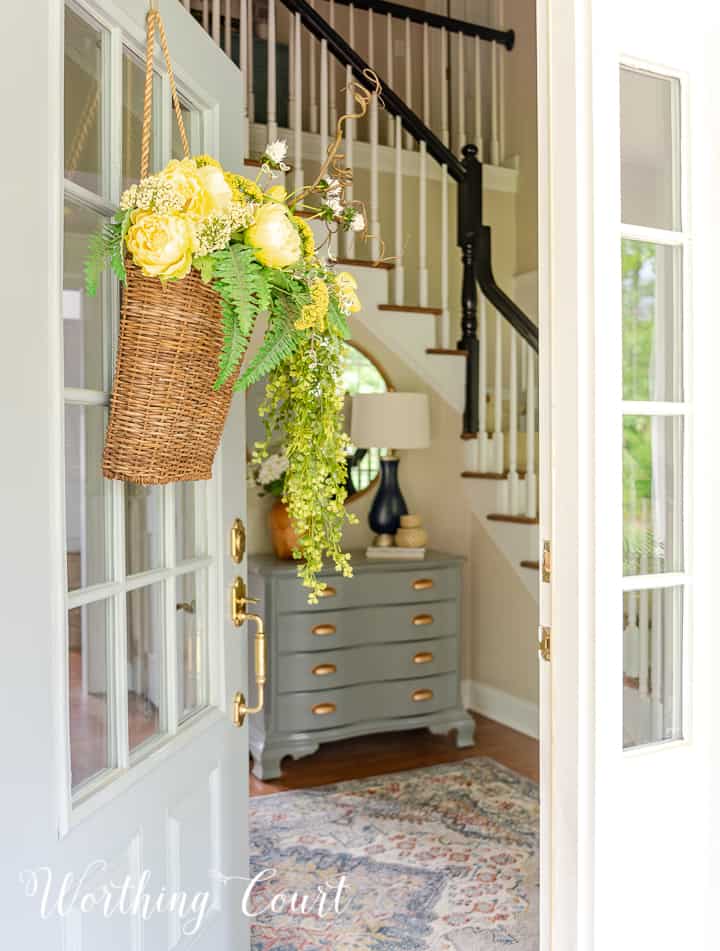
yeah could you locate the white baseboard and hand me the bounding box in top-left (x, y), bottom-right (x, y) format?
top-left (461, 679), bottom-right (539, 740)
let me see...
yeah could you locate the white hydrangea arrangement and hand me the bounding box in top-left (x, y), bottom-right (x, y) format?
top-left (250, 451), bottom-right (289, 498)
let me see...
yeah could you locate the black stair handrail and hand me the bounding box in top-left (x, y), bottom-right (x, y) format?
top-left (327, 0), bottom-right (515, 50)
top-left (278, 0), bottom-right (538, 436)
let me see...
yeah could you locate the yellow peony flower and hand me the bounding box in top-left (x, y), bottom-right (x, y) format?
top-left (125, 211), bottom-right (195, 280)
top-left (156, 157), bottom-right (231, 220)
top-left (245, 203), bottom-right (302, 268)
top-left (336, 271), bottom-right (361, 313)
top-left (196, 163), bottom-right (233, 213)
top-left (265, 185), bottom-right (288, 202)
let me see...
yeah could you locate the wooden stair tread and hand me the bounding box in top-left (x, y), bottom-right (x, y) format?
top-left (462, 470), bottom-right (527, 480)
top-left (426, 347), bottom-right (467, 357)
top-left (335, 257), bottom-right (394, 270)
top-left (520, 559), bottom-right (539, 571)
top-left (487, 513), bottom-right (539, 525)
top-left (379, 304), bottom-right (443, 316)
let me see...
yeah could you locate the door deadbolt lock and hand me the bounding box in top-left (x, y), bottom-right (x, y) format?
top-left (230, 518), bottom-right (246, 564)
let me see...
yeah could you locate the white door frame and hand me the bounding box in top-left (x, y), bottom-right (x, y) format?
top-left (538, 1), bottom-right (720, 948)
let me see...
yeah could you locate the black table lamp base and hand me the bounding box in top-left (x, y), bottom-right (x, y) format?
top-left (368, 456), bottom-right (408, 537)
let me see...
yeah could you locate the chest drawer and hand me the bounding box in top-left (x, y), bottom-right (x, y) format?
top-left (275, 673), bottom-right (458, 733)
top-left (276, 636), bottom-right (456, 693)
top-left (275, 565), bottom-right (455, 612)
top-left (276, 600), bottom-right (456, 653)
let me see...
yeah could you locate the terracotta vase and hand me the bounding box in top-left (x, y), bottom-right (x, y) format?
top-left (269, 499), bottom-right (299, 560)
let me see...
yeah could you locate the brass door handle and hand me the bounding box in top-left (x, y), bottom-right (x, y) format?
top-left (318, 585), bottom-right (337, 599)
top-left (412, 613), bottom-right (434, 626)
top-left (232, 578), bottom-right (266, 728)
top-left (312, 623), bottom-right (336, 636)
top-left (312, 663), bottom-right (337, 676)
top-left (312, 702), bottom-right (337, 715)
top-left (412, 578), bottom-right (434, 591)
top-left (412, 688), bottom-right (434, 702)
top-left (413, 651), bottom-right (434, 664)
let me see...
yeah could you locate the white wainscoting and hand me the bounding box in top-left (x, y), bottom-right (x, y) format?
top-left (462, 679), bottom-right (539, 740)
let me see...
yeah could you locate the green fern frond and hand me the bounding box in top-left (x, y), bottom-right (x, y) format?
top-left (235, 310), bottom-right (301, 391)
top-left (211, 244), bottom-right (271, 334)
top-left (215, 298), bottom-right (253, 389)
top-left (84, 218), bottom-right (125, 295)
top-left (327, 297), bottom-right (350, 339)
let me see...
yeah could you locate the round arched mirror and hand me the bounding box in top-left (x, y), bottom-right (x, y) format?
top-left (341, 341), bottom-right (393, 501)
top-left (245, 341), bottom-right (392, 504)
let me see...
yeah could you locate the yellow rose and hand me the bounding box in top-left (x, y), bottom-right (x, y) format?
top-left (336, 271), bottom-right (361, 313)
top-left (196, 164), bottom-right (233, 213)
top-left (157, 158), bottom-right (211, 219)
top-left (125, 211), bottom-right (195, 280)
top-left (245, 203), bottom-right (302, 268)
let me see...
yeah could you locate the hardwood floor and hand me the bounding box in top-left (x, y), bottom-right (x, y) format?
top-left (249, 713), bottom-right (539, 797)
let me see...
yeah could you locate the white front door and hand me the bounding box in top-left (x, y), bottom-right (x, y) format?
top-left (0, 2), bottom-right (251, 948)
top-left (539, 0), bottom-right (720, 947)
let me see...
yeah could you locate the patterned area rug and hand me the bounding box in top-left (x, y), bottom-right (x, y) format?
top-left (249, 758), bottom-right (539, 950)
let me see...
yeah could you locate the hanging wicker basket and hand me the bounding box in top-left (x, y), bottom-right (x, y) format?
top-left (102, 7), bottom-right (241, 484)
top-left (102, 262), bottom-right (236, 484)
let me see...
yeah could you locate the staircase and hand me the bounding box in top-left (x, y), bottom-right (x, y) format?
top-left (183, 0), bottom-right (540, 601)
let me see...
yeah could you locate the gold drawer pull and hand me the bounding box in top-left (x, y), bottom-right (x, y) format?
top-left (312, 663), bottom-right (337, 677)
top-left (412, 578), bottom-right (434, 591)
top-left (312, 623), bottom-right (336, 636)
top-left (318, 585), bottom-right (337, 598)
top-left (412, 688), bottom-right (434, 702)
top-left (412, 613), bottom-right (434, 626)
top-left (312, 702), bottom-right (337, 716)
top-left (413, 651), bottom-right (434, 664)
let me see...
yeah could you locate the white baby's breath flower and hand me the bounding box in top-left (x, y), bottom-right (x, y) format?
top-left (265, 139), bottom-right (288, 164)
top-left (323, 194), bottom-right (344, 216)
top-left (350, 211), bottom-right (365, 232)
top-left (324, 177), bottom-right (341, 196)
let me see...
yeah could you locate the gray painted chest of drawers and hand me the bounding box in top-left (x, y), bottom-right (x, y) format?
top-left (247, 551), bottom-right (475, 779)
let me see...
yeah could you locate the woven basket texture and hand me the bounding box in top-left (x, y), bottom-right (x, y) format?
top-left (102, 262), bottom-right (238, 484)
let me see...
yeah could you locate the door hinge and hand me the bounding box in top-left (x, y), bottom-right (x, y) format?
top-left (542, 540), bottom-right (551, 583)
top-left (538, 626), bottom-right (551, 662)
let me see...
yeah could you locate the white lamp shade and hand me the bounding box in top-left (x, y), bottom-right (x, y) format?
top-left (350, 392), bottom-right (431, 450)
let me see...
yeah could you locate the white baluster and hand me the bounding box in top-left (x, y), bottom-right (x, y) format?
top-left (212, 0), bottom-right (221, 43)
top-left (292, 11), bottom-right (304, 193)
top-left (202, 0), bottom-right (209, 33)
top-left (329, 0), bottom-right (337, 131)
top-left (440, 27), bottom-right (449, 147)
top-left (247, 0), bottom-right (255, 125)
top-left (224, 0), bottom-right (232, 57)
top-left (182, 0), bottom-right (190, 13)
top-left (493, 312), bottom-right (504, 474)
top-left (239, 0), bottom-right (249, 138)
top-left (439, 165), bottom-right (449, 349)
top-left (386, 13), bottom-right (394, 146)
top-left (288, 7), bottom-right (295, 130)
top-left (418, 22), bottom-right (429, 306)
top-left (266, 0), bottom-right (277, 141)
top-left (477, 297), bottom-right (490, 471)
top-left (651, 583), bottom-right (664, 738)
top-left (320, 38), bottom-right (328, 159)
top-left (309, 0), bottom-right (318, 133)
top-left (456, 32), bottom-right (466, 152)
top-left (473, 35), bottom-right (483, 160)
top-left (404, 18), bottom-right (413, 150)
top-left (497, 0), bottom-right (506, 163)
top-left (368, 7), bottom-right (379, 259)
top-left (343, 6), bottom-right (355, 259)
top-left (524, 349), bottom-right (537, 516)
top-left (507, 331), bottom-right (520, 512)
top-left (393, 114), bottom-right (404, 303)
top-left (624, 592), bottom-right (640, 681)
top-left (490, 37), bottom-right (500, 164)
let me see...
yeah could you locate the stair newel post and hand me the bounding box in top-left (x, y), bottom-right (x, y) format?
top-left (457, 144), bottom-right (482, 441)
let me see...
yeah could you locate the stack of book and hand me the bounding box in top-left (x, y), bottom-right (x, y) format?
top-left (366, 546), bottom-right (426, 561)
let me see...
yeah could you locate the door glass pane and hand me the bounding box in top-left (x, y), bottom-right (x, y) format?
top-left (122, 49), bottom-right (162, 187)
top-left (176, 571), bottom-right (209, 719)
top-left (176, 482), bottom-right (207, 562)
top-left (64, 6), bottom-right (104, 195)
top-left (69, 599), bottom-right (113, 789)
top-left (620, 68), bottom-right (680, 230)
top-left (622, 240), bottom-right (682, 402)
top-left (127, 584), bottom-right (166, 751)
top-left (623, 585), bottom-right (683, 748)
top-left (65, 404), bottom-right (111, 589)
top-left (623, 415), bottom-right (683, 575)
top-left (63, 201), bottom-right (107, 391)
top-left (125, 485), bottom-right (165, 575)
